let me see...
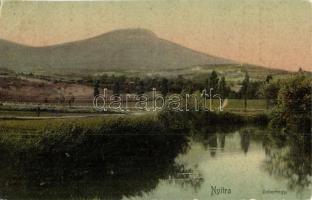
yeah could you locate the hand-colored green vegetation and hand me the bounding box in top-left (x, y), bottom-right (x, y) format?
top-left (0, 74), bottom-right (310, 199)
top-left (269, 75), bottom-right (311, 133)
top-left (0, 114), bottom-right (157, 134)
top-left (0, 125), bottom-right (190, 199)
top-left (1, 62), bottom-right (310, 121)
top-left (0, 110), bottom-right (269, 137)
top-left (0, 111), bottom-right (309, 199)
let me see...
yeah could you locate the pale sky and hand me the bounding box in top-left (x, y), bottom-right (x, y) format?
top-left (0, 0), bottom-right (311, 71)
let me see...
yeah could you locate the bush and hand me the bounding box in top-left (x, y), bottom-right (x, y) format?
top-left (270, 75), bottom-right (311, 133)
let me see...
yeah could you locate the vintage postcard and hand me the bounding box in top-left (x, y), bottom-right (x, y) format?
top-left (0, 0), bottom-right (311, 199)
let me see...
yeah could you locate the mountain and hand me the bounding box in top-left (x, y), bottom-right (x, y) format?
top-left (0, 29), bottom-right (235, 73)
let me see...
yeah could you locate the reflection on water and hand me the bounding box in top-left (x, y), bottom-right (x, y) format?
top-left (0, 125), bottom-right (311, 200)
top-left (262, 129), bottom-right (312, 193)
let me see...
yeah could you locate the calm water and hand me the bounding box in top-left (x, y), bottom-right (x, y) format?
top-left (0, 126), bottom-right (311, 200)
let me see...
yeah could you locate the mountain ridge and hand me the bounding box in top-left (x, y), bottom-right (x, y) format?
top-left (0, 28), bottom-right (235, 72)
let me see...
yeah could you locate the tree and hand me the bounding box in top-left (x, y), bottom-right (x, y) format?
top-left (184, 80), bottom-right (194, 94)
top-left (93, 80), bottom-right (100, 97)
top-left (113, 80), bottom-right (121, 96)
top-left (261, 79), bottom-right (280, 109)
top-left (208, 71), bottom-right (219, 91)
top-left (160, 78), bottom-right (169, 97)
top-left (265, 74), bottom-right (273, 83)
top-left (137, 80), bottom-right (145, 95)
top-left (218, 76), bottom-right (227, 98)
top-left (174, 75), bottom-right (185, 93)
top-left (240, 71), bottom-right (249, 112)
top-left (247, 81), bottom-right (262, 99)
top-left (270, 75), bottom-right (311, 133)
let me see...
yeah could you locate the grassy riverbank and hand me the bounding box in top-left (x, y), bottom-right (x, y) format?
top-left (0, 111), bottom-right (268, 136)
top-left (0, 98), bottom-right (268, 119)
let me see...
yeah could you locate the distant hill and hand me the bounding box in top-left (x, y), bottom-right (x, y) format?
top-left (0, 28), bottom-right (235, 73)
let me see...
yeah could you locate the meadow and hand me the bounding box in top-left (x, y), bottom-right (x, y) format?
top-left (0, 98), bottom-right (268, 119)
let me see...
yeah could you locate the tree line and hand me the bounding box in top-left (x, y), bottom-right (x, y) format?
top-left (92, 71), bottom-right (275, 100)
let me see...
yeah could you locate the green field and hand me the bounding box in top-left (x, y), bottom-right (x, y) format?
top-left (0, 99), bottom-right (268, 135)
top-left (0, 99), bottom-right (268, 117)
